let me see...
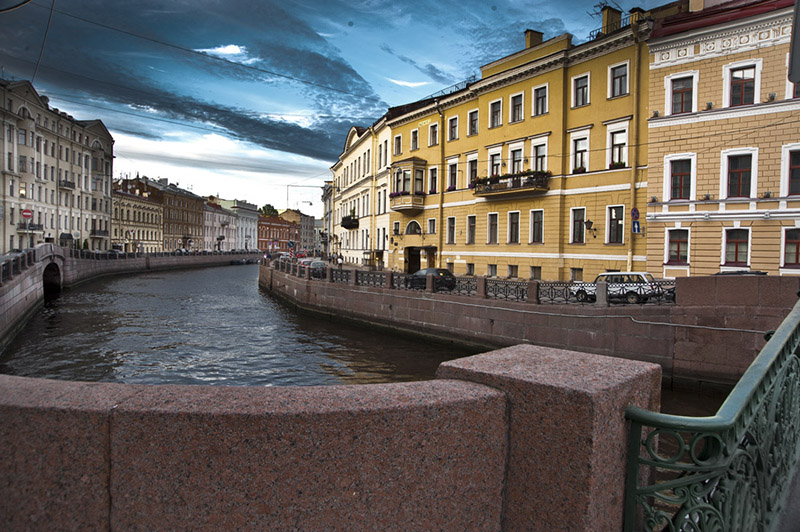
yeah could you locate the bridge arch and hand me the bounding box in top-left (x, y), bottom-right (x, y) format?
top-left (42, 262), bottom-right (62, 298)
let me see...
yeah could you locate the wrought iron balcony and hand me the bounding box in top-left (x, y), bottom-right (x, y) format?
top-left (341, 215), bottom-right (359, 229)
top-left (90, 229), bottom-right (110, 236)
top-left (389, 192), bottom-right (425, 212)
top-left (16, 222), bottom-right (44, 232)
top-left (58, 179), bottom-right (76, 189)
top-left (472, 171), bottom-right (551, 198)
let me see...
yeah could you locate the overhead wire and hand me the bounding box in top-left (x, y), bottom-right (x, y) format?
top-left (30, 0), bottom-right (55, 83)
top-left (0, 0), bottom-right (32, 13)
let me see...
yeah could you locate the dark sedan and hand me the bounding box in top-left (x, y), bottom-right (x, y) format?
top-left (405, 268), bottom-right (456, 291)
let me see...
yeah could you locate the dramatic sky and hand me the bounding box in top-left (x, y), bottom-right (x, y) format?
top-left (0, 0), bottom-right (660, 217)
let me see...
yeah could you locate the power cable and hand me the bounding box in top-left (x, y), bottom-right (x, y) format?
top-left (30, 0), bottom-right (55, 83)
top-left (0, 0), bottom-right (32, 13)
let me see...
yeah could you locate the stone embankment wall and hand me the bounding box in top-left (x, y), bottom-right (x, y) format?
top-left (0, 246), bottom-right (260, 350)
top-left (0, 345), bottom-right (661, 531)
top-left (261, 264), bottom-right (800, 388)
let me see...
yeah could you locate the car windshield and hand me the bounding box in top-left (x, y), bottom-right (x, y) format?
top-left (643, 274), bottom-right (655, 282)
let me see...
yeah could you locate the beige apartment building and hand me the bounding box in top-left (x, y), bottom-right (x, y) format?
top-left (645, 0), bottom-right (800, 277)
top-left (1, 80), bottom-right (114, 253)
top-left (112, 184), bottom-right (164, 252)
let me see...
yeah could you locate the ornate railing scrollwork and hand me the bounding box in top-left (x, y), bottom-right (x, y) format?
top-left (624, 300), bottom-right (800, 531)
top-left (486, 279), bottom-right (527, 301)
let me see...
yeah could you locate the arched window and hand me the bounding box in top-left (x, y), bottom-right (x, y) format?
top-left (405, 221), bottom-right (422, 235)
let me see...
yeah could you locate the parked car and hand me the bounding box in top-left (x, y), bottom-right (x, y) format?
top-left (571, 272), bottom-right (662, 304)
top-left (405, 268), bottom-right (456, 291)
top-left (310, 260), bottom-right (327, 279)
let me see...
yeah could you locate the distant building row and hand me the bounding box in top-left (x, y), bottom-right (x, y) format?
top-left (325, 0), bottom-right (800, 280)
top-left (0, 80), bottom-right (320, 255)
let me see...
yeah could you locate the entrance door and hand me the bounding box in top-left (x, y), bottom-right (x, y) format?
top-left (407, 248), bottom-right (421, 273)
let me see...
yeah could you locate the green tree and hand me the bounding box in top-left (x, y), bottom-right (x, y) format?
top-left (259, 204), bottom-right (278, 217)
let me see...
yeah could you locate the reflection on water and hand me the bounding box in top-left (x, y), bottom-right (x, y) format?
top-left (0, 265), bottom-right (472, 386)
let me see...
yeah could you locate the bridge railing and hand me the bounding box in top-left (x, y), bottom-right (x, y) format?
top-left (623, 298), bottom-right (800, 532)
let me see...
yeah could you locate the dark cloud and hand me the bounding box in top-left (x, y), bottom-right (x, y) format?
top-left (379, 44), bottom-right (457, 86)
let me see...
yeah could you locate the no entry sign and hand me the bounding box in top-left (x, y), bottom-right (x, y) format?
top-left (21, 209), bottom-right (33, 219)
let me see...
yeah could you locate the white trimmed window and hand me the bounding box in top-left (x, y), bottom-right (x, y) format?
top-left (468, 109), bottom-right (479, 135)
top-left (782, 228), bottom-right (800, 267)
top-left (428, 167), bottom-right (438, 194)
top-left (780, 143), bottom-right (800, 197)
top-left (531, 137), bottom-right (548, 172)
top-left (723, 59), bottom-right (762, 108)
top-left (429, 123), bottom-right (438, 146)
top-left (488, 147), bottom-right (502, 176)
top-left (410, 129), bottom-right (419, 151)
top-left (508, 141), bottom-right (524, 174)
top-left (667, 228), bottom-right (690, 264)
top-left (508, 211), bottom-right (520, 244)
top-left (489, 99), bottom-right (502, 128)
top-left (663, 153), bottom-right (697, 201)
top-left (447, 158), bottom-right (458, 190)
top-left (608, 61), bottom-right (629, 98)
top-left (467, 154), bottom-right (478, 184)
top-left (720, 147), bottom-right (758, 200)
top-left (606, 205), bottom-right (624, 244)
top-left (427, 218), bottom-right (436, 235)
top-left (570, 129), bottom-right (590, 173)
top-left (572, 73), bottom-right (590, 107)
top-left (532, 83), bottom-right (548, 116)
top-left (487, 212), bottom-right (498, 244)
top-left (393, 135), bottom-right (402, 155)
top-left (665, 71), bottom-right (698, 115)
top-left (529, 209), bottom-right (543, 243)
top-left (722, 227), bottom-right (750, 267)
top-left (446, 217), bottom-right (456, 244)
top-left (510, 92), bottom-right (524, 123)
top-left (448, 116), bottom-right (458, 141)
top-left (570, 207), bottom-right (586, 244)
top-left (606, 120), bottom-right (629, 168)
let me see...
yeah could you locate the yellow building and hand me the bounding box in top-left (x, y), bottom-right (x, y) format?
top-left (645, 0), bottom-right (800, 277)
top-left (382, 6), bottom-right (668, 280)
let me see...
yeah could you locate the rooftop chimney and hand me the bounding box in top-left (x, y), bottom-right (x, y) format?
top-left (525, 29), bottom-right (544, 48)
top-left (602, 5), bottom-right (622, 33)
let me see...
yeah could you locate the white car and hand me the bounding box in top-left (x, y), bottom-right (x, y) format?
top-left (571, 272), bottom-right (662, 304)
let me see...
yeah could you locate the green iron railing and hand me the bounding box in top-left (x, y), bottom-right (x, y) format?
top-left (624, 299), bottom-right (800, 531)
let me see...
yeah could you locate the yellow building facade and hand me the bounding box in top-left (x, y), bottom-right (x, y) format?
top-left (383, 7), bottom-right (663, 280)
top-left (645, 0), bottom-right (800, 277)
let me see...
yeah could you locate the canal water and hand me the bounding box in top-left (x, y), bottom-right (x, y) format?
top-left (0, 265), bottom-right (471, 386)
top-left (0, 264), bottom-right (727, 414)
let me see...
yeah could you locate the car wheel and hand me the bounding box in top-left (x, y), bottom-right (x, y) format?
top-left (575, 290), bottom-right (589, 302)
top-left (626, 291), bottom-right (641, 304)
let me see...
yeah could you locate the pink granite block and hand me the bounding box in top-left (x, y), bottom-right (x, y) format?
top-left (676, 276), bottom-right (715, 307)
top-left (437, 344), bottom-right (661, 532)
top-left (109, 380), bottom-right (507, 531)
top-left (0, 375), bottom-right (141, 532)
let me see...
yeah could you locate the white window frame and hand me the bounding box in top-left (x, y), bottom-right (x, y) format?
top-left (664, 71), bottom-right (699, 116)
top-left (720, 226), bottom-right (752, 269)
top-left (508, 141), bottom-right (524, 174)
top-left (665, 227), bottom-right (691, 265)
top-left (467, 153), bottom-right (479, 183)
top-left (467, 108), bottom-right (479, 136)
top-left (507, 210), bottom-right (521, 244)
top-left (446, 156), bottom-right (459, 189)
top-left (532, 83), bottom-right (548, 116)
top-left (531, 136), bottom-right (549, 172)
top-left (487, 212), bottom-right (499, 244)
top-left (569, 128), bottom-right (591, 172)
top-left (571, 72), bottom-right (591, 108)
top-left (719, 147), bottom-right (759, 200)
top-left (663, 153), bottom-right (697, 201)
top-left (570, 207), bottom-right (586, 244)
top-left (780, 143), bottom-right (800, 197)
top-left (781, 226), bottom-right (800, 268)
top-left (509, 91), bottom-right (525, 123)
top-left (722, 58), bottom-right (762, 108)
top-left (466, 215), bottom-right (476, 244)
top-left (410, 128), bottom-right (419, 151)
top-left (393, 134), bottom-right (402, 156)
top-left (489, 99), bottom-right (503, 128)
top-left (529, 209), bottom-right (544, 244)
top-left (605, 204), bottom-right (625, 245)
top-left (428, 166), bottom-right (438, 194)
top-left (428, 217), bottom-right (437, 235)
top-left (429, 123), bottom-right (438, 146)
top-left (605, 120), bottom-right (629, 169)
top-left (447, 116), bottom-right (459, 141)
top-left (487, 146), bottom-right (502, 177)
top-left (608, 60), bottom-right (629, 99)
top-left (446, 217), bottom-right (456, 244)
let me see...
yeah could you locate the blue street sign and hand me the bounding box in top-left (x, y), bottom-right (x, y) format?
top-left (632, 220), bottom-right (641, 233)
top-left (631, 207), bottom-right (640, 221)
top-left (288, 240), bottom-right (295, 248)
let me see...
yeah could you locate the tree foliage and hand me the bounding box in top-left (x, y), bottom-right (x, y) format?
top-left (259, 204), bottom-right (278, 217)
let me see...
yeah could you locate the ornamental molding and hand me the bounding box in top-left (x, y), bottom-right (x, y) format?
top-left (650, 13), bottom-right (792, 69)
top-left (648, 99), bottom-right (800, 128)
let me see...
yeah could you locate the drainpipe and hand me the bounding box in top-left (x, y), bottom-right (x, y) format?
top-left (435, 99), bottom-right (445, 268)
top-left (627, 21), bottom-right (642, 272)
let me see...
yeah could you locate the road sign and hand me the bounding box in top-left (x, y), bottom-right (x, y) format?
top-left (21, 209), bottom-right (33, 219)
top-left (632, 220), bottom-right (641, 234)
top-left (288, 240), bottom-right (295, 249)
top-left (630, 207), bottom-right (639, 221)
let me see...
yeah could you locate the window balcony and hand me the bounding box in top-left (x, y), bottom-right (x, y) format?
top-left (90, 229), bottom-right (110, 237)
top-left (16, 222), bottom-right (44, 232)
top-left (472, 171), bottom-right (551, 199)
top-left (389, 192), bottom-right (425, 213)
top-left (59, 179), bottom-right (76, 190)
top-left (341, 215), bottom-right (359, 229)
